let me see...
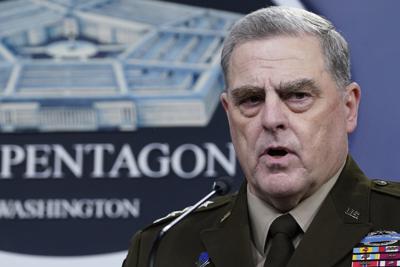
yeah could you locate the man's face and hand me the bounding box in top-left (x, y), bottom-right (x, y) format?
top-left (221, 36), bottom-right (360, 211)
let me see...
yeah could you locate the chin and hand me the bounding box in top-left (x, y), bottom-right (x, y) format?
top-left (266, 187), bottom-right (303, 200)
top-left (263, 173), bottom-right (306, 192)
top-left (255, 180), bottom-right (308, 208)
top-left (264, 187), bottom-right (306, 211)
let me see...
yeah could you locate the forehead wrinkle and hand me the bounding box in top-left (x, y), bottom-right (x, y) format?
top-left (256, 55), bottom-right (301, 63)
top-left (228, 52), bottom-right (303, 85)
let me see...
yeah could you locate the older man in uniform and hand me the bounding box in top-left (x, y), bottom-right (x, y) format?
top-left (123, 6), bottom-right (400, 267)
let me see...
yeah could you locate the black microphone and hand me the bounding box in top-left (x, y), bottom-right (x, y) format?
top-left (148, 177), bottom-right (233, 267)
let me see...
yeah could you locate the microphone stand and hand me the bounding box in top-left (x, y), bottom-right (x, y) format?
top-left (148, 177), bottom-right (232, 267)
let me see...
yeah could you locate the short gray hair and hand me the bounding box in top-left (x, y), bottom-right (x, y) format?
top-left (221, 6), bottom-right (350, 89)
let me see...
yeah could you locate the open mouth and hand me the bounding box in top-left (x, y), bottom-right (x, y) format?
top-left (266, 148), bottom-right (289, 157)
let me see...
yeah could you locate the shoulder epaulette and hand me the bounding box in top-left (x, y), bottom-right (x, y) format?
top-left (144, 193), bottom-right (235, 230)
top-left (371, 179), bottom-right (400, 197)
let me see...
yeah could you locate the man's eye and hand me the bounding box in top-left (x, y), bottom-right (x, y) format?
top-left (239, 95), bottom-right (263, 105)
top-left (290, 92), bottom-right (310, 100)
top-left (284, 91), bottom-right (314, 112)
top-left (233, 93), bottom-right (264, 117)
top-left (246, 95), bottom-right (262, 103)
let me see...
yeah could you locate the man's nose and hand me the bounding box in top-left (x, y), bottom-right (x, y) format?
top-left (261, 95), bottom-right (288, 132)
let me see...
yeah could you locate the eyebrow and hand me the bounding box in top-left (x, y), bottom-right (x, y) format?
top-left (230, 85), bottom-right (265, 105)
top-left (275, 78), bottom-right (321, 96)
top-left (230, 78), bottom-right (320, 96)
top-left (230, 85), bottom-right (263, 97)
top-left (228, 78), bottom-right (321, 106)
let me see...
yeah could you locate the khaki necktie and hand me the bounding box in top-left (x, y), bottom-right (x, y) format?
top-left (263, 214), bottom-right (301, 267)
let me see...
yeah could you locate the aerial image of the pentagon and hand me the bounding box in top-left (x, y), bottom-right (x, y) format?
top-left (0, 0), bottom-right (241, 132)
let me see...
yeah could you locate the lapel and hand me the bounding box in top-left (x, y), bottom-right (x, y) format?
top-left (288, 156), bottom-right (373, 267)
top-left (200, 184), bottom-right (254, 267)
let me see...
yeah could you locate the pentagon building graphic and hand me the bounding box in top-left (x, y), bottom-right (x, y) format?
top-left (0, 0), bottom-right (241, 132)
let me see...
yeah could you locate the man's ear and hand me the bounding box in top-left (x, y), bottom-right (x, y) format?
top-left (220, 91), bottom-right (230, 112)
top-left (344, 82), bottom-right (361, 133)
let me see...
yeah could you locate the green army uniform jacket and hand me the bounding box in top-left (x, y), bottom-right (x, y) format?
top-left (123, 156), bottom-right (400, 267)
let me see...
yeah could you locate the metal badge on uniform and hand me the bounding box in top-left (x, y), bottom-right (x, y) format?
top-left (352, 231), bottom-right (400, 266)
top-left (196, 252), bottom-right (210, 267)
